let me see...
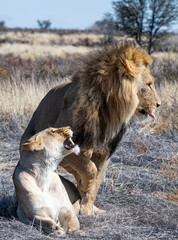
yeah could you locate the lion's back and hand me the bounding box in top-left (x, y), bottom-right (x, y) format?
top-left (20, 81), bottom-right (78, 149)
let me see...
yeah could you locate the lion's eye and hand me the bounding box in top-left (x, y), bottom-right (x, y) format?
top-left (51, 129), bottom-right (56, 133)
top-left (147, 83), bottom-right (152, 89)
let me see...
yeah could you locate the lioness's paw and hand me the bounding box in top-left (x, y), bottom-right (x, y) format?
top-left (51, 226), bottom-right (65, 235)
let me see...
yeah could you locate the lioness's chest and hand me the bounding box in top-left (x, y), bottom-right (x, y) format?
top-left (40, 173), bottom-right (70, 207)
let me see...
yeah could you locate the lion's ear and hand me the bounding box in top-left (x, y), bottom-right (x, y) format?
top-left (116, 57), bottom-right (141, 77)
top-left (142, 54), bottom-right (152, 66)
top-left (22, 135), bottom-right (43, 151)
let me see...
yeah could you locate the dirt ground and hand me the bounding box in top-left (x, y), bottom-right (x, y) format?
top-left (0, 120), bottom-right (177, 240)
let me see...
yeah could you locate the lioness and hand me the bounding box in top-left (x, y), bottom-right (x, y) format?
top-left (20, 41), bottom-right (161, 215)
top-left (13, 127), bottom-right (80, 234)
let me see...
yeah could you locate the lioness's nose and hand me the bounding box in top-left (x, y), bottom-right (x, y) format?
top-left (157, 102), bottom-right (161, 108)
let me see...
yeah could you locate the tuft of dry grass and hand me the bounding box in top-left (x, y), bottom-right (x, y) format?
top-left (0, 64), bottom-right (10, 79)
top-left (168, 190), bottom-right (178, 204)
top-left (160, 156), bottom-right (178, 180)
top-left (132, 139), bottom-right (151, 154)
top-left (158, 156), bottom-right (178, 205)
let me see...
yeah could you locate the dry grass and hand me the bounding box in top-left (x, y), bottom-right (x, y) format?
top-left (160, 156), bottom-right (178, 180)
top-left (0, 74), bottom-right (63, 140)
top-left (158, 156), bottom-right (178, 205)
top-left (0, 55), bottom-right (76, 81)
top-left (0, 30), bottom-right (131, 59)
top-left (0, 31), bottom-right (104, 45)
top-left (0, 43), bottom-right (90, 59)
top-left (155, 34), bottom-right (178, 52)
top-left (152, 52), bottom-right (178, 84)
top-left (0, 30), bottom-right (126, 46)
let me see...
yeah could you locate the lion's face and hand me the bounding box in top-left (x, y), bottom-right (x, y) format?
top-left (135, 67), bottom-right (161, 118)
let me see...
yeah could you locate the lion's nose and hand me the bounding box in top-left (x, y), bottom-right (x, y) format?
top-left (157, 102), bottom-right (161, 108)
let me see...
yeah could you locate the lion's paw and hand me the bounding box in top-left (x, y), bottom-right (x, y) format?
top-left (92, 205), bottom-right (106, 215)
top-left (80, 204), bottom-right (106, 216)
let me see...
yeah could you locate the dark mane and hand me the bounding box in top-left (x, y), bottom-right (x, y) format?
top-left (72, 40), bottom-right (151, 83)
top-left (71, 40), bottom-right (152, 152)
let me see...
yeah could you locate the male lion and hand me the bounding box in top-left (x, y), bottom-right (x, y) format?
top-left (20, 41), bottom-right (160, 215)
top-left (14, 127), bottom-right (80, 234)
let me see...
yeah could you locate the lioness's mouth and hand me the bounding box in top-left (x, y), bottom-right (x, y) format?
top-left (64, 138), bottom-right (76, 150)
top-left (140, 109), bottom-right (156, 119)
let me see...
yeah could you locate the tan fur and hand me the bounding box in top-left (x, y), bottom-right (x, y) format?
top-left (14, 127), bottom-right (80, 234)
top-left (20, 41), bottom-right (160, 216)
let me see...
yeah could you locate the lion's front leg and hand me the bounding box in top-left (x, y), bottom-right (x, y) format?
top-left (61, 153), bottom-right (110, 216)
top-left (61, 152), bottom-right (98, 215)
top-left (79, 157), bottom-right (110, 215)
top-left (85, 156), bottom-right (110, 215)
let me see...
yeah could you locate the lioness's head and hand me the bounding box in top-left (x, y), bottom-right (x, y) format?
top-left (22, 127), bottom-right (80, 158)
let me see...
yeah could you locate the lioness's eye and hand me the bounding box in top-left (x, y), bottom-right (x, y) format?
top-left (147, 83), bottom-right (152, 89)
top-left (51, 129), bottom-right (56, 133)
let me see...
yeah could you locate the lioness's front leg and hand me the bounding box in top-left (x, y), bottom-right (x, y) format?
top-left (58, 207), bottom-right (80, 233)
top-left (17, 206), bottom-right (65, 235)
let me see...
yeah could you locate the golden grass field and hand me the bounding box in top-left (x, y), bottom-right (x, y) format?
top-left (0, 30), bottom-right (177, 240)
top-left (0, 31), bottom-right (177, 132)
top-left (0, 31), bottom-right (127, 59)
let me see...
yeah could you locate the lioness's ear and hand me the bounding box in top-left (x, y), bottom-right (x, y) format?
top-left (116, 57), bottom-right (141, 77)
top-left (22, 135), bottom-right (43, 151)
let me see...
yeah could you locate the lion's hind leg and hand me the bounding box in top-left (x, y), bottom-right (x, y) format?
top-left (61, 153), bottom-right (98, 216)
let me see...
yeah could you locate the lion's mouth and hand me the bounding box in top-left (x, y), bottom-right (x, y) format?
top-left (140, 109), bottom-right (156, 119)
top-left (63, 137), bottom-right (76, 150)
